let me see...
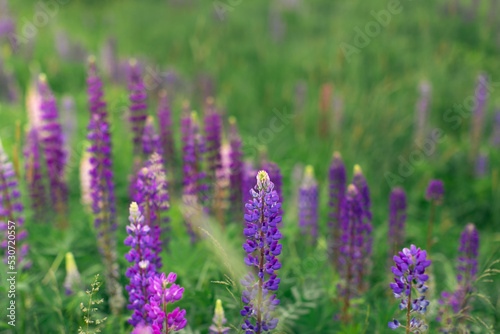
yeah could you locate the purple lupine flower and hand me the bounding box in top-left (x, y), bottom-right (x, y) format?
top-left (135, 153), bottom-right (170, 261)
top-left (425, 179), bottom-right (444, 203)
top-left (241, 171), bottom-right (282, 333)
top-left (470, 73), bottom-right (488, 161)
top-left (328, 152), bottom-right (346, 266)
top-left (24, 127), bottom-right (46, 219)
top-left (339, 184), bottom-right (363, 323)
top-left (142, 116), bottom-right (161, 156)
top-left (204, 98), bottom-right (223, 191)
top-left (438, 223), bottom-right (480, 331)
top-left (229, 117), bottom-right (243, 215)
top-left (474, 153), bottom-right (489, 178)
top-left (298, 165), bottom-right (319, 243)
top-left (209, 299), bottom-right (230, 334)
top-left (38, 74), bottom-right (68, 220)
top-left (157, 90), bottom-right (175, 167)
top-left (127, 59), bottom-right (149, 155)
top-left (388, 245), bottom-right (431, 332)
top-left (491, 109), bottom-right (500, 147)
top-left (261, 161), bottom-right (283, 218)
top-left (0, 142), bottom-right (30, 270)
top-left (191, 112), bottom-right (209, 207)
top-left (86, 58), bottom-right (124, 313)
top-left (414, 81), bottom-right (431, 147)
top-left (352, 165), bottom-right (372, 290)
top-left (125, 202), bottom-right (157, 326)
top-left (145, 272), bottom-right (187, 333)
top-left (388, 187), bottom-right (407, 257)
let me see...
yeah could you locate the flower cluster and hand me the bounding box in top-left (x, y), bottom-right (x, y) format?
top-left (209, 299), bottom-right (230, 334)
top-left (142, 116), bottom-right (161, 156)
top-left (241, 170), bottom-right (282, 333)
top-left (425, 179), bottom-right (444, 203)
top-left (388, 187), bottom-right (407, 256)
top-left (125, 202), bottom-right (158, 326)
top-left (0, 142), bottom-right (30, 269)
top-left (389, 245), bottom-right (431, 332)
top-left (298, 165), bottom-right (319, 243)
top-left (38, 74), bottom-right (68, 219)
top-left (328, 152), bottom-right (346, 265)
top-left (157, 90), bottom-right (175, 166)
top-left (204, 98), bottom-right (222, 189)
top-left (146, 272), bottom-right (187, 333)
top-left (127, 60), bottom-right (148, 155)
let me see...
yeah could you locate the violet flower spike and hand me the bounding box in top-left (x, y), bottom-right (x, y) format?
top-left (142, 116), bottom-right (161, 156)
top-left (23, 127), bottom-right (46, 219)
top-left (86, 57), bottom-right (124, 313)
top-left (241, 170), bottom-right (282, 334)
top-left (204, 97), bottom-right (222, 191)
top-left (157, 90), bottom-right (175, 167)
top-left (145, 272), bottom-right (187, 333)
top-left (339, 184), bottom-right (363, 323)
top-left (209, 299), bottom-right (230, 334)
top-left (298, 165), bottom-right (319, 244)
top-left (127, 59), bottom-right (149, 155)
top-left (389, 245), bottom-right (431, 333)
top-left (0, 141), bottom-right (30, 269)
top-left (328, 151), bottom-right (346, 266)
top-left (388, 187), bottom-right (407, 257)
top-left (38, 74), bottom-right (68, 221)
top-left (125, 202), bottom-right (157, 326)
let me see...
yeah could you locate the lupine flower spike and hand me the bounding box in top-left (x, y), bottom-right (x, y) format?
top-left (127, 59), bottom-right (149, 155)
top-left (328, 152), bottom-right (346, 266)
top-left (388, 187), bottom-right (407, 258)
top-left (125, 202), bottom-right (157, 326)
top-left (204, 97), bottom-right (222, 191)
top-left (24, 127), bottom-right (46, 219)
top-left (352, 165), bottom-right (372, 290)
top-left (38, 74), bottom-right (68, 224)
top-left (146, 272), bottom-right (187, 333)
top-left (241, 170), bottom-right (282, 333)
top-left (209, 299), bottom-right (230, 334)
top-left (157, 90), bottom-right (175, 168)
top-left (438, 223), bottom-right (479, 332)
top-left (425, 179), bottom-right (443, 251)
top-left (389, 245), bottom-right (431, 333)
top-left (298, 165), bottom-right (319, 244)
top-left (86, 57), bottom-right (125, 313)
top-left (339, 184), bottom-right (363, 323)
top-left (142, 116), bottom-right (161, 156)
top-left (0, 141), bottom-right (30, 269)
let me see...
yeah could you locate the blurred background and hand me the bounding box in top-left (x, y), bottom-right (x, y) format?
top-left (0, 0), bottom-right (499, 333)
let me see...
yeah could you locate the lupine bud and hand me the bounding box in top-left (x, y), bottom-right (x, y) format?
top-left (389, 245), bottom-right (431, 332)
top-left (388, 187), bottom-right (407, 256)
top-left (241, 171), bottom-right (282, 333)
top-left (0, 141), bottom-right (30, 269)
top-left (298, 165), bottom-right (319, 243)
top-left (145, 272), bottom-right (187, 332)
top-left (24, 127), bottom-right (46, 219)
top-left (328, 152), bottom-right (346, 265)
top-left (425, 179), bottom-right (444, 203)
top-left (209, 299), bottom-right (230, 334)
top-left (64, 252), bottom-right (82, 295)
top-left (127, 59), bottom-right (148, 155)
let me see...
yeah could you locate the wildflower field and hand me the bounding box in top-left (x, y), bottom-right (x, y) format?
top-left (0, 0), bottom-right (499, 333)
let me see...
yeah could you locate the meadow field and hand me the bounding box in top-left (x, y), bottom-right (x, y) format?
top-left (0, 0), bottom-right (499, 333)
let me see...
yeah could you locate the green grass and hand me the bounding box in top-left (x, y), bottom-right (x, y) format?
top-left (0, 0), bottom-right (499, 333)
